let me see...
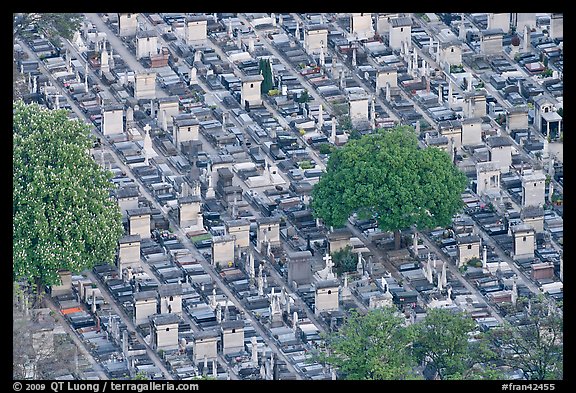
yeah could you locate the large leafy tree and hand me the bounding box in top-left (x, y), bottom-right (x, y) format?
top-left (311, 126), bottom-right (467, 248)
top-left (412, 307), bottom-right (501, 380)
top-left (13, 13), bottom-right (83, 41)
top-left (486, 296), bottom-right (563, 380)
top-left (317, 307), bottom-right (419, 380)
top-left (13, 101), bottom-right (123, 299)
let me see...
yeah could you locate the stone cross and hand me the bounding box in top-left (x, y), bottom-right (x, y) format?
top-left (323, 252), bottom-right (334, 271)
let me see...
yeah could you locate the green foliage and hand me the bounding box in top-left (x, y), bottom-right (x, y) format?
top-left (495, 114), bottom-right (506, 125)
top-left (259, 58), bottom-right (274, 94)
top-left (132, 371), bottom-right (148, 380)
top-left (298, 90), bottom-right (310, 103)
top-left (338, 115), bottom-right (353, 131)
top-left (486, 296), bottom-right (563, 380)
top-left (13, 13), bottom-right (83, 40)
top-left (540, 68), bottom-right (553, 78)
top-left (13, 101), bottom-right (124, 290)
top-left (310, 126), bottom-right (467, 234)
top-left (467, 257), bottom-right (483, 268)
top-left (330, 245), bottom-right (357, 275)
top-left (317, 307), bottom-right (419, 380)
top-left (298, 160), bottom-right (314, 170)
top-left (413, 308), bottom-right (483, 379)
top-left (318, 143), bottom-right (336, 155)
top-left (556, 107), bottom-right (563, 118)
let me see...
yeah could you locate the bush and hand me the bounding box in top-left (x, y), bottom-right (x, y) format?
top-left (318, 143), bottom-right (335, 155)
top-left (298, 160), bottom-right (314, 170)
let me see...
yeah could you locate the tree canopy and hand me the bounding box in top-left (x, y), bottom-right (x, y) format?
top-left (317, 307), bottom-right (419, 380)
top-left (412, 307), bottom-right (502, 380)
top-left (311, 126), bottom-right (467, 236)
top-left (13, 101), bottom-right (123, 292)
top-left (13, 13), bottom-right (83, 41)
top-left (486, 296), bottom-right (563, 380)
top-left (259, 58), bottom-right (274, 94)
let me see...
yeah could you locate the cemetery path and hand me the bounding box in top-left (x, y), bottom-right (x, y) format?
top-left (470, 224), bottom-right (541, 295)
top-left (85, 270), bottom-right (176, 379)
top-left (44, 297), bottom-right (109, 379)
top-left (254, 247), bottom-right (333, 332)
top-left (169, 224), bottom-right (306, 380)
top-left (16, 38), bottom-right (85, 121)
top-left (417, 232), bottom-right (506, 324)
top-left (345, 223), bottom-right (427, 308)
top-left (84, 13), bottom-right (144, 73)
top-left (84, 13), bottom-right (167, 98)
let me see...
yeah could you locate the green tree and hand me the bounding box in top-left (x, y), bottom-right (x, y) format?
top-left (318, 143), bottom-right (336, 155)
top-left (486, 296), bottom-right (563, 380)
top-left (13, 13), bottom-right (83, 41)
top-left (317, 307), bottom-right (419, 380)
top-left (13, 101), bottom-right (123, 302)
top-left (311, 126), bottom-right (467, 249)
top-left (331, 245), bottom-right (357, 275)
top-left (259, 58), bottom-right (274, 94)
top-left (413, 308), bottom-right (490, 380)
top-left (297, 90), bottom-right (310, 104)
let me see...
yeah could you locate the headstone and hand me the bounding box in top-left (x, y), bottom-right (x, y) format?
top-left (356, 251), bottom-right (363, 274)
top-left (251, 336), bottom-right (258, 365)
top-left (438, 84), bottom-right (443, 104)
top-left (190, 67), bottom-right (197, 85)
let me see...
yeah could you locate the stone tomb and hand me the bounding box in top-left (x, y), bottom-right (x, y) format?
top-left (287, 251), bottom-right (313, 289)
top-left (212, 235), bottom-right (236, 267)
top-left (220, 320), bottom-right (245, 355)
top-left (314, 279), bottom-right (340, 316)
top-left (256, 217), bottom-right (281, 254)
top-left (193, 329), bottom-right (219, 363)
top-left (456, 234), bottom-right (481, 267)
top-left (133, 290), bottom-right (157, 326)
top-left (150, 313), bottom-right (180, 350)
top-left (118, 234), bottom-right (141, 275)
top-left (225, 219), bottom-right (251, 249)
top-left (158, 283), bottom-right (183, 315)
top-left (512, 224), bottom-right (535, 260)
top-left (127, 207), bottom-right (152, 239)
